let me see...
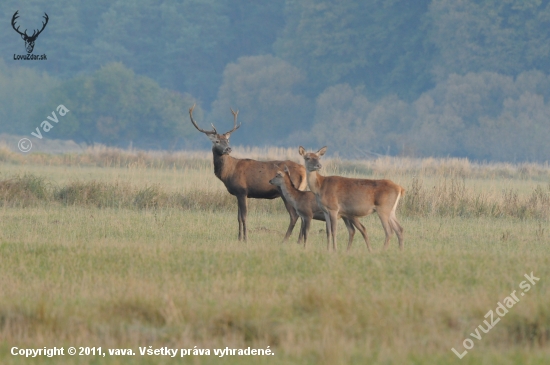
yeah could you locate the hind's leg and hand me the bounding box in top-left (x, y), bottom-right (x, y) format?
top-left (378, 211), bottom-right (394, 250)
top-left (390, 216), bottom-right (404, 250)
top-left (328, 210), bottom-right (339, 250)
top-left (349, 217), bottom-right (371, 252)
top-left (342, 217), bottom-right (356, 251)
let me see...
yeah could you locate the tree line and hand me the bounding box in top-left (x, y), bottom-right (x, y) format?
top-left (1, 0), bottom-right (550, 161)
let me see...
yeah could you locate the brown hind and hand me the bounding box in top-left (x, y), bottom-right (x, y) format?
top-left (299, 146), bottom-right (405, 251)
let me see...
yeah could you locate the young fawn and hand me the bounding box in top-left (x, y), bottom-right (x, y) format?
top-left (269, 165), bottom-right (366, 248)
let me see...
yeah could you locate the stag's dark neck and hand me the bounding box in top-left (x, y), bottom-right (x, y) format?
top-left (212, 150), bottom-right (237, 181)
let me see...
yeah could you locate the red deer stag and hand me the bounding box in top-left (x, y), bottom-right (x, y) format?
top-left (299, 146), bottom-right (405, 251)
top-left (269, 166), bottom-right (368, 248)
top-left (189, 104), bottom-right (307, 241)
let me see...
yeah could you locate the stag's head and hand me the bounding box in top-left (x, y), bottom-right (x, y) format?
top-left (189, 104), bottom-right (241, 156)
top-left (299, 146), bottom-right (327, 172)
top-left (12, 11), bottom-right (49, 54)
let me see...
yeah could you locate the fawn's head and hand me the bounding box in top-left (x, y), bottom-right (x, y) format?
top-left (268, 170), bottom-right (285, 187)
top-left (268, 164), bottom-right (287, 185)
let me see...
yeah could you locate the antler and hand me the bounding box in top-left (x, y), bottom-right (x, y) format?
top-left (189, 104), bottom-right (217, 135)
top-left (223, 108), bottom-right (241, 136)
top-left (30, 13), bottom-right (49, 40)
top-left (11, 11), bottom-right (48, 40)
top-left (11, 11), bottom-right (26, 37)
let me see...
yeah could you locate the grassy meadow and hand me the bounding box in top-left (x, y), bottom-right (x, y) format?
top-left (0, 145), bottom-right (549, 364)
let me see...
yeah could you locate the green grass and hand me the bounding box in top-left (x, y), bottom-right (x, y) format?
top-left (0, 151), bottom-right (549, 364)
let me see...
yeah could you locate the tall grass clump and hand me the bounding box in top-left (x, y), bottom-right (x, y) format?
top-left (0, 174), bottom-right (50, 207)
top-left (53, 181), bottom-right (278, 212)
top-left (1, 170), bottom-right (549, 219)
top-left (402, 175), bottom-right (550, 219)
top-left (55, 180), bottom-right (136, 208)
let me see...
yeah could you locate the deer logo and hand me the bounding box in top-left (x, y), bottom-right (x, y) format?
top-left (11, 10), bottom-right (49, 54)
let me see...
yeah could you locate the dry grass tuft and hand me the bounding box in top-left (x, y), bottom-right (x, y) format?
top-left (0, 174), bottom-right (50, 207)
top-left (402, 175), bottom-right (550, 219)
top-left (1, 143), bottom-right (550, 179)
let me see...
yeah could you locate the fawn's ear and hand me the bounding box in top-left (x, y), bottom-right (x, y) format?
top-left (317, 146), bottom-right (327, 156)
top-left (283, 165), bottom-right (290, 174)
top-left (298, 146), bottom-right (306, 156)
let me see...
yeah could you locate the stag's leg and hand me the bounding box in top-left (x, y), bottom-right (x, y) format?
top-left (281, 196), bottom-right (299, 242)
top-left (342, 217), bottom-right (356, 251)
top-left (324, 212), bottom-right (331, 250)
top-left (236, 197), bottom-right (242, 241)
top-left (237, 195), bottom-right (248, 241)
top-left (349, 217), bottom-right (371, 252)
top-left (328, 210), bottom-right (339, 250)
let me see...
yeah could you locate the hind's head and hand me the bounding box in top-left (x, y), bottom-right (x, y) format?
top-left (299, 146), bottom-right (327, 172)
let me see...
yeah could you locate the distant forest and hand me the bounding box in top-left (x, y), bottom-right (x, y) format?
top-left (1, 0), bottom-right (550, 162)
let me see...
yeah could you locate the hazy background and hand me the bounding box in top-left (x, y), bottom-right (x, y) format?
top-left (1, 0), bottom-right (550, 162)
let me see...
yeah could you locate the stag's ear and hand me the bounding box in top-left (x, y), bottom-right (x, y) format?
top-left (317, 146), bottom-right (327, 156)
top-left (298, 146), bottom-right (306, 156)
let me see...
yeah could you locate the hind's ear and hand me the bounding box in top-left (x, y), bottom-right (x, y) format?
top-left (317, 146), bottom-right (327, 156)
top-left (299, 146), bottom-right (306, 156)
